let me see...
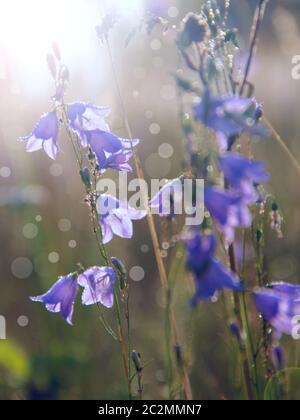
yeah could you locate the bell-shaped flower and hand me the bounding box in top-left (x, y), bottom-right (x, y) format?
top-left (30, 274), bottom-right (78, 325)
top-left (97, 194), bottom-right (147, 244)
top-left (93, 138), bottom-right (139, 174)
top-left (77, 266), bottom-right (116, 308)
top-left (254, 282), bottom-right (300, 339)
top-left (67, 102), bottom-right (111, 147)
top-left (205, 186), bottom-right (251, 243)
top-left (219, 153), bottom-right (269, 204)
top-left (184, 230), bottom-right (242, 304)
top-left (149, 178), bottom-right (183, 220)
top-left (19, 111), bottom-right (59, 160)
top-left (194, 91), bottom-right (267, 151)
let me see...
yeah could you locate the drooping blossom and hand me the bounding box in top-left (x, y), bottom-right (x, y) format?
top-left (97, 194), bottom-right (146, 244)
top-left (194, 91), bottom-right (267, 151)
top-left (66, 102), bottom-right (139, 172)
top-left (184, 230), bottom-right (242, 304)
top-left (19, 111), bottom-right (59, 160)
top-left (30, 274), bottom-right (78, 325)
top-left (97, 149), bottom-right (134, 173)
top-left (219, 153), bottom-right (269, 203)
top-left (149, 178), bottom-right (183, 219)
top-left (254, 282), bottom-right (300, 338)
top-left (77, 266), bottom-right (116, 308)
top-left (205, 186), bottom-right (251, 243)
top-left (93, 138), bottom-right (139, 174)
top-left (67, 102), bottom-right (111, 147)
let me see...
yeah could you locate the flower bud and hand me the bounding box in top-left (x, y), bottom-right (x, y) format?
top-left (111, 257), bottom-right (127, 289)
top-left (52, 42), bottom-right (61, 61)
top-left (46, 53), bottom-right (56, 80)
top-left (132, 350), bottom-right (142, 373)
top-left (80, 167), bottom-right (91, 189)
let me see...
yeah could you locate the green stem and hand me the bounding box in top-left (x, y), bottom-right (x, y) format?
top-left (104, 38), bottom-right (193, 400)
top-left (61, 105), bottom-right (132, 399)
top-left (240, 230), bottom-right (260, 399)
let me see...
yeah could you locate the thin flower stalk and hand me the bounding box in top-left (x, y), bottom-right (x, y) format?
top-left (104, 38), bottom-right (193, 401)
top-left (60, 105), bottom-right (132, 399)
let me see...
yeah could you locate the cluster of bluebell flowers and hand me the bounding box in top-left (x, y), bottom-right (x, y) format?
top-left (30, 267), bottom-right (116, 325)
top-left (190, 89), bottom-right (300, 340)
top-left (21, 50), bottom-right (145, 324)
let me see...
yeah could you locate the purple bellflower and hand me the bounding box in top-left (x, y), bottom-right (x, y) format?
top-left (254, 282), bottom-right (300, 338)
top-left (219, 153), bottom-right (269, 204)
top-left (149, 178), bottom-right (183, 219)
top-left (97, 149), bottom-right (134, 174)
top-left (67, 102), bottom-right (111, 147)
top-left (66, 102), bottom-right (140, 172)
top-left (66, 101), bottom-right (140, 172)
top-left (30, 274), bottom-right (78, 325)
top-left (19, 111), bottom-right (59, 160)
top-left (184, 231), bottom-right (242, 304)
top-left (93, 138), bottom-right (139, 174)
top-left (205, 186), bottom-right (251, 243)
top-left (194, 91), bottom-right (266, 151)
top-left (77, 266), bottom-right (116, 308)
top-left (97, 194), bottom-right (147, 244)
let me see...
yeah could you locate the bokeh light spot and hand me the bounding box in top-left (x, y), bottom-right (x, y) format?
top-left (48, 252), bottom-right (60, 264)
top-left (22, 223), bottom-right (38, 239)
top-left (11, 257), bottom-right (33, 279)
top-left (130, 266), bottom-right (145, 282)
top-left (168, 6), bottom-right (179, 18)
top-left (68, 240), bottom-right (77, 249)
top-left (158, 143), bottom-right (174, 159)
top-left (149, 123), bottom-right (161, 135)
top-left (49, 163), bottom-right (63, 177)
top-left (0, 166), bottom-right (11, 178)
top-left (58, 218), bottom-right (71, 232)
top-left (160, 84), bottom-right (176, 101)
top-left (17, 315), bottom-right (29, 327)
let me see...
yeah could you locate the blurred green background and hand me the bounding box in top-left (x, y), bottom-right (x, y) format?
top-left (0, 0), bottom-right (300, 400)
